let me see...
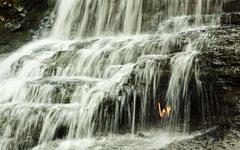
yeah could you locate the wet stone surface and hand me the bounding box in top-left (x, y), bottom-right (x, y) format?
top-left (163, 129), bottom-right (240, 150)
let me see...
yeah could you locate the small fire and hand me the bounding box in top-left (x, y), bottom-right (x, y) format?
top-left (157, 101), bottom-right (171, 119)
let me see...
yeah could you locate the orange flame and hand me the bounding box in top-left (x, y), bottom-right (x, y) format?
top-left (157, 101), bottom-right (171, 119)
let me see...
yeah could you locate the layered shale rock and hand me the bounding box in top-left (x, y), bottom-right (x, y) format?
top-left (198, 26), bottom-right (240, 129)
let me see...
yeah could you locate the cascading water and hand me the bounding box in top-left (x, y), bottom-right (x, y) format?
top-left (0, 0), bottom-right (224, 149)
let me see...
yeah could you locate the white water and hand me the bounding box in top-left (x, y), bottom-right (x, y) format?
top-left (49, 0), bottom-right (222, 39)
top-left (32, 129), bottom-right (198, 150)
top-left (0, 0), bottom-right (224, 149)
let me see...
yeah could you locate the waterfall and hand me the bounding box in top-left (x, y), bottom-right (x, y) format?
top-left (49, 0), bottom-right (222, 39)
top-left (0, 0), bottom-right (224, 149)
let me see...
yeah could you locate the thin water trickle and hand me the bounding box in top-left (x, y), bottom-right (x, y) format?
top-left (0, 0), bottom-right (224, 149)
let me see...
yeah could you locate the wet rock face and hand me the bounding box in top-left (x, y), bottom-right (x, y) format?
top-left (222, 0), bottom-right (240, 25)
top-left (0, 0), bottom-right (49, 54)
top-left (223, 0), bottom-right (240, 13)
top-left (207, 27), bottom-right (240, 125)
top-left (188, 26), bottom-right (240, 131)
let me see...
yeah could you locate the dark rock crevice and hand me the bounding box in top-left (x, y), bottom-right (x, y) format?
top-left (0, 0), bottom-right (51, 54)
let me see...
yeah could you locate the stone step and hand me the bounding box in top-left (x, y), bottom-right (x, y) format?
top-left (30, 76), bottom-right (102, 85)
top-left (0, 103), bottom-right (87, 148)
top-left (16, 54), bottom-right (173, 104)
top-left (25, 76), bottom-right (103, 104)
